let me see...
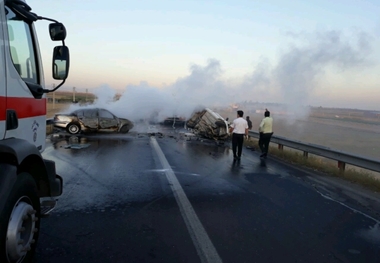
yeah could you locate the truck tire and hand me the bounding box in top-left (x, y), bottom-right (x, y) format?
top-left (0, 172), bottom-right (41, 263)
top-left (66, 123), bottom-right (81, 134)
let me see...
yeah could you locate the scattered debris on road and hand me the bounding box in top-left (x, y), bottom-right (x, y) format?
top-left (63, 144), bottom-right (91, 149)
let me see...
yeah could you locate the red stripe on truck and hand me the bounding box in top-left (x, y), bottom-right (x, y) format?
top-left (0, 96), bottom-right (46, 121)
top-left (0, 96), bottom-right (5, 121)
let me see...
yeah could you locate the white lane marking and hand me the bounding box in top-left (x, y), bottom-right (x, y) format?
top-left (314, 189), bottom-right (380, 224)
top-left (151, 137), bottom-right (223, 263)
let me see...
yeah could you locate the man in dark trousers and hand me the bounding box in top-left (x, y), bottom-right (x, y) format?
top-left (259, 109), bottom-right (273, 158)
top-left (229, 110), bottom-right (249, 160)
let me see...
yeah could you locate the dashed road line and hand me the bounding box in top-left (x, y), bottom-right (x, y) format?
top-left (151, 137), bottom-right (223, 263)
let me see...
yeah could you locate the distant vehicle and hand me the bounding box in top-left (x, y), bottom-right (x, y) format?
top-left (186, 108), bottom-right (230, 140)
top-left (54, 108), bottom-right (134, 134)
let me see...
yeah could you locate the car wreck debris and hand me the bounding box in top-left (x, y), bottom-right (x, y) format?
top-left (54, 108), bottom-right (134, 135)
top-left (63, 144), bottom-right (91, 149)
top-left (186, 108), bottom-right (230, 141)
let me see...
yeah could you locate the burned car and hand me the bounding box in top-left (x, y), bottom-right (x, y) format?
top-left (54, 108), bottom-right (134, 135)
top-left (186, 108), bottom-right (229, 140)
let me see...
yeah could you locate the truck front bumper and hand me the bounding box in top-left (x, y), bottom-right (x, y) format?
top-left (44, 159), bottom-right (63, 197)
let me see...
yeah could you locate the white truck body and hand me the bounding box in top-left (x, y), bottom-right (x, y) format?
top-left (0, 0), bottom-right (46, 149)
top-left (0, 1), bottom-right (70, 262)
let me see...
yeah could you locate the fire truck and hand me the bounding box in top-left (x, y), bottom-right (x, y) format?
top-left (0, 0), bottom-right (70, 262)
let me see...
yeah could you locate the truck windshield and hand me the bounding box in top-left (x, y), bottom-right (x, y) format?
top-left (5, 6), bottom-right (39, 84)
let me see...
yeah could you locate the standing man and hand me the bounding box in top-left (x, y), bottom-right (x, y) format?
top-left (246, 116), bottom-right (253, 141)
top-left (246, 116), bottom-right (252, 130)
top-left (229, 110), bottom-right (249, 160)
top-left (258, 109), bottom-right (273, 158)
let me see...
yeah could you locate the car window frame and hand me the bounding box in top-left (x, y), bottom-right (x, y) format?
top-left (99, 109), bottom-right (116, 120)
top-left (83, 109), bottom-right (98, 118)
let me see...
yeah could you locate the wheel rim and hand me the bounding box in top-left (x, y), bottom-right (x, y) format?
top-left (69, 125), bottom-right (79, 133)
top-left (6, 196), bottom-right (37, 262)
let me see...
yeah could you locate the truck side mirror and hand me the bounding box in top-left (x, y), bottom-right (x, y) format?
top-left (49, 23), bottom-right (66, 41)
top-left (52, 46), bottom-right (70, 80)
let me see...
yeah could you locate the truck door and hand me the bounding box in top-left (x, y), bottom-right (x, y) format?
top-left (0, 43), bottom-right (7, 140)
top-left (0, 8), bottom-right (5, 139)
top-left (3, 5), bottom-right (46, 150)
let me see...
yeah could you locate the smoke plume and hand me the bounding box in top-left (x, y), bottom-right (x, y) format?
top-left (66, 29), bottom-right (375, 126)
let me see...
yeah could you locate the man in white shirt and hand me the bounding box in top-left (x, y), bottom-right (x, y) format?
top-left (229, 110), bottom-right (249, 160)
top-left (259, 109), bottom-right (273, 158)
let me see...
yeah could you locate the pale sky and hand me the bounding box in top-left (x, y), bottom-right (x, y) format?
top-left (29, 0), bottom-right (380, 110)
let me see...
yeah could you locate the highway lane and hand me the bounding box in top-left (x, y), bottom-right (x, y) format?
top-left (33, 126), bottom-right (380, 263)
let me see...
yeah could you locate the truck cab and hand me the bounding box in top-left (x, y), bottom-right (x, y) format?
top-left (0, 0), bottom-right (70, 262)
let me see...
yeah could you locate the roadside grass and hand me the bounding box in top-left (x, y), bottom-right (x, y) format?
top-left (244, 139), bottom-right (380, 193)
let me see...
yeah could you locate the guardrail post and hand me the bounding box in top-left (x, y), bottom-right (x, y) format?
top-left (278, 144), bottom-right (284, 151)
top-left (338, 161), bottom-right (346, 172)
top-left (303, 151), bottom-right (308, 158)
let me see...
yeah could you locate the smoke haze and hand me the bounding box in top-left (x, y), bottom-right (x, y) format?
top-left (67, 29), bottom-right (375, 125)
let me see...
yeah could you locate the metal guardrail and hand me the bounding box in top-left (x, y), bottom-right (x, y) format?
top-left (249, 131), bottom-right (380, 173)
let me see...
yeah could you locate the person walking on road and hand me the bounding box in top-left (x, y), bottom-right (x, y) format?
top-left (229, 110), bottom-right (249, 160)
top-left (259, 109), bottom-right (273, 158)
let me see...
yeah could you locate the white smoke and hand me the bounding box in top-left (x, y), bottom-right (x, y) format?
top-left (239, 29), bottom-right (374, 122)
top-left (64, 84), bottom-right (117, 113)
top-left (90, 59), bottom-right (233, 123)
top-left (65, 29), bottom-right (376, 127)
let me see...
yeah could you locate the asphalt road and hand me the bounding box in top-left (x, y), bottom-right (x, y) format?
top-left (33, 125), bottom-right (380, 263)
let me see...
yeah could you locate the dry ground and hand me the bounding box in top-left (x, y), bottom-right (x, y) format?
top-left (46, 102), bottom-right (70, 118)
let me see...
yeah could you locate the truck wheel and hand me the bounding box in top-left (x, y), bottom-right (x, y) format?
top-left (66, 123), bottom-right (81, 134)
top-left (120, 125), bottom-right (129, 134)
top-left (0, 172), bottom-right (40, 263)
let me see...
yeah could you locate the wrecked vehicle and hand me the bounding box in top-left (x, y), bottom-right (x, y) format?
top-left (162, 117), bottom-right (186, 126)
top-left (186, 108), bottom-right (230, 140)
top-left (54, 108), bottom-right (134, 134)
